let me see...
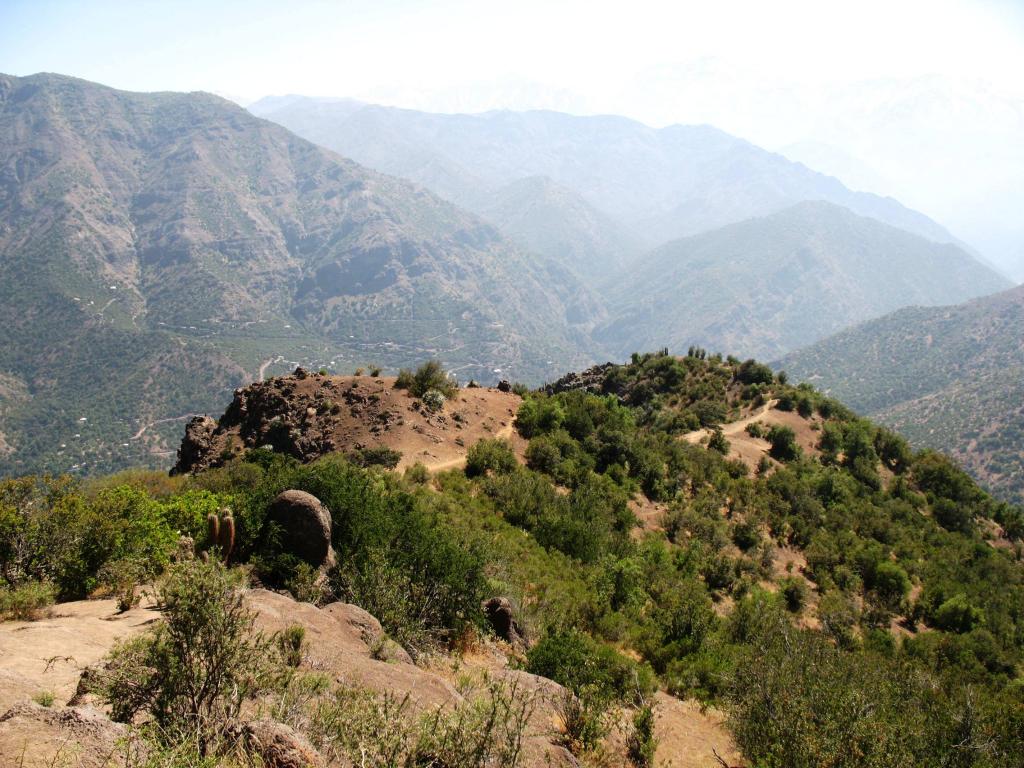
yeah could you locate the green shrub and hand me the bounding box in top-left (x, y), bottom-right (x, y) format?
top-left (91, 559), bottom-right (272, 754)
top-left (622, 704), bottom-right (655, 768)
top-left (404, 463), bottom-right (430, 485)
top-left (932, 498), bottom-right (974, 533)
top-left (818, 590), bottom-right (859, 648)
top-left (0, 580), bottom-right (56, 620)
top-left (515, 396), bottom-right (566, 438)
top-left (394, 361), bottom-right (457, 399)
top-left (526, 628), bottom-right (653, 704)
top-left (871, 561), bottom-right (911, 610)
top-left (97, 557), bottom-right (147, 612)
top-left (737, 360), bottom-right (775, 385)
top-left (931, 594), bottom-right (984, 634)
top-left (422, 388), bottom-right (446, 412)
top-left (731, 519), bottom-right (760, 551)
top-left (277, 624), bottom-right (306, 667)
top-left (767, 425), bottom-right (800, 462)
top-left (465, 439), bottom-right (518, 478)
top-left (664, 645), bottom-right (737, 702)
top-left (311, 679), bottom-right (534, 768)
top-left (395, 368), bottom-right (415, 391)
top-left (556, 686), bottom-right (607, 755)
top-left (780, 576), bottom-right (807, 613)
top-left (349, 447), bottom-right (402, 470)
top-left (637, 578), bottom-right (717, 673)
top-left (708, 428), bottom-right (730, 455)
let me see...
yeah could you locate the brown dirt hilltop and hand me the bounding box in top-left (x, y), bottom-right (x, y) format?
top-left (174, 370), bottom-right (526, 475)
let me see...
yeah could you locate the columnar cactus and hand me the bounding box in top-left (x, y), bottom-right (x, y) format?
top-left (204, 509), bottom-right (235, 565)
top-left (218, 511), bottom-right (236, 565)
top-left (207, 512), bottom-right (220, 547)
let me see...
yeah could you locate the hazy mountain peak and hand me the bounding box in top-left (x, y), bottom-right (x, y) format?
top-left (595, 200), bottom-right (1009, 361)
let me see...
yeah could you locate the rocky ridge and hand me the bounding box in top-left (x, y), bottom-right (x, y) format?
top-left (174, 369), bottom-right (526, 475)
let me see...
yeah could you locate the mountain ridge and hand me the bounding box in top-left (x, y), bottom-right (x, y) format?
top-left (595, 200), bottom-right (1009, 360)
top-left (249, 94), bottom-right (965, 252)
top-left (0, 72), bottom-right (601, 477)
top-left (779, 282), bottom-right (1024, 503)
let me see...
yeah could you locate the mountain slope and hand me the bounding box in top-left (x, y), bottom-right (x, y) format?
top-left (779, 284), bottom-right (1024, 504)
top-left (0, 73), bottom-right (600, 477)
top-left (477, 175), bottom-right (641, 279)
top-left (594, 201), bottom-right (1009, 361)
top-left (249, 97), bottom-right (963, 251)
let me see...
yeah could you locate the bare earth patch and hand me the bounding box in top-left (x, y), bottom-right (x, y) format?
top-left (683, 401), bottom-right (822, 472)
top-left (177, 374), bottom-right (527, 475)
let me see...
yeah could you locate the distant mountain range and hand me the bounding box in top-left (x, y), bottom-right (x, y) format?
top-left (0, 73), bottom-right (1013, 478)
top-left (780, 284), bottom-right (1024, 505)
top-left (596, 201), bottom-right (1009, 360)
top-left (248, 96), bottom-right (965, 267)
top-left (0, 73), bottom-right (598, 477)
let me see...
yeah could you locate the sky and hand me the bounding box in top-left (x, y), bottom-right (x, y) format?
top-left (2, 0), bottom-right (1021, 112)
top-left (2, 0), bottom-right (1023, 274)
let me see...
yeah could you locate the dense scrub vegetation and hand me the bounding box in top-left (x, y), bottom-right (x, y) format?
top-left (2, 350), bottom-right (1023, 765)
top-left (780, 286), bottom-right (1024, 506)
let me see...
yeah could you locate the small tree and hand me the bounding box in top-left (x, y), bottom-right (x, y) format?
top-left (626, 698), bottom-right (658, 767)
top-left (93, 559), bottom-right (270, 754)
top-left (465, 439), bottom-right (518, 477)
top-left (708, 428), bottom-right (730, 455)
top-left (780, 576), bottom-right (807, 613)
top-left (767, 426), bottom-right (800, 462)
top-left (395, 361), bottom-right (458, 399)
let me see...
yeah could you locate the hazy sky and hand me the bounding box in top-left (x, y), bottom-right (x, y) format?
top-left (2, 0), bottom-right (1022, 112)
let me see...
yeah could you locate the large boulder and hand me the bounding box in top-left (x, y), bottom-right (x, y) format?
top-left (266, 490), bottom-right (335, 569)
top-left (482, 596), bottom-right (527, 649)
top-left (227, 719), bottom-right (326, 768)
top-left (0, 703), bottom-right (135, 768)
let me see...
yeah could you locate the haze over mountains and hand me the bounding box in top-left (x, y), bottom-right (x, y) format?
top-left (781, 284), bottom-right (1024, 505)
top-left (249, 95), bottom-right (966, 258)
top-left (595, 201), bottom-right (1008, 360)
top-left (0, 72), bottom-right (1015, 481)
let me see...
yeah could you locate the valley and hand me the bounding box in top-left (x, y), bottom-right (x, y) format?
top-left (3, 5), bottom-right (1023, 768)
top-left (0, 73), bottom-right (1013, 486)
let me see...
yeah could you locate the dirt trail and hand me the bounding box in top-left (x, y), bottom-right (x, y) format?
top-left (653, 692), bottom-right (742, 767)
top-left (683, 399), bottom-right (822, 472)
top-left (683, 399), bottom-right (778, 444)
top-left (424, 420), bottom-right (518, 473)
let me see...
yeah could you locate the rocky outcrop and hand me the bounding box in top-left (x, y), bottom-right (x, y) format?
top-left (482, 597), bottom-right (528, 649)
top-left (227, 719), bottom-right (326, 768)
top-left (171, 372), bottom-right (526, 477)
top-left (172, 415), bottom-right (224, 475)
top-left (0, 703), bottom-right (136, 768)
top-left (542, 362), bottom-right (618, 396)
top-left (266, 490), bottom-right (335, 569)
top-left (172, 371), bottom-right (394, 474)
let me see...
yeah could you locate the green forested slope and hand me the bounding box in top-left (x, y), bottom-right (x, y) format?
top-left (596, 202), bottom-right (1007, 360)
top-left (780, 284), bottom-right (1024, 504)
top-left (4, 352), bottom-right (1022, 765)
top-left (0, 73), bottom-right (600, 477)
